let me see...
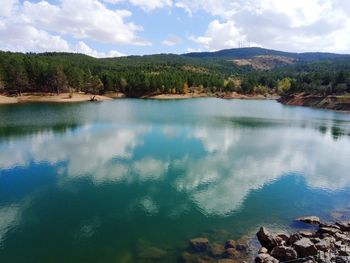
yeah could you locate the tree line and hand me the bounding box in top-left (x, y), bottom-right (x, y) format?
top-left (0, 51), bottom-right (349, 97)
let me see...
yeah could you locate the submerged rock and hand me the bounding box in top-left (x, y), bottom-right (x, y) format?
top-left (225, 240), bottom-right (236, 249)
top-left (137, 245), bottom-right (167, 259)
top-left (180, 251), bottom-right (198, 263)
top-left (297, 216), bottom-right (320, 225)
top-left (189, 237), bottom-right (209, 252)
top-left (226, 248), bottom-right (241, 259)
top-left (209, 243), bottom-right (225, 257)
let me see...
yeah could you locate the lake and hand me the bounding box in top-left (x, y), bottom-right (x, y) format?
top-left (0, 98), bottom-right (350, 262)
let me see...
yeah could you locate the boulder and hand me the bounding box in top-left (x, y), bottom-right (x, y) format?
top-left (334, 232), bottom-right (350, 242)
top-left (255, 253), bottom-right (279, 263)
top-left (276, 233), bottom-right (290, 242)
top-left (319, 223), bottom-right (340, 229)
top-left (339, 247), bottom-right (350, 256)
top-left (334, 256), bottom-right (347, 263)
top-left (335, 241), bottom-right (343, 248)
top-left (270, 246), bottom-right (297, 261)
top-left (189, 237), bottom-right (209, 252)
top-left (336, 221), bottom-right (350, 232)
top-left (314, 239), bottom-right (332, 252)
top-left (317, 226), bottom-right (340, 236)
top-left (288, 233), bottom-right (302, 245)
top-left (209, 243), bottom-right (225, 257)
top-left (299, 231), bottom-right (315, 238)
top-left (257, 227), bottom-right (282, 251)
top-left (293, 238), bottom-right (318, 257)
top-left (297, 216), bottom-right (320, 225)
top-left (310, 237), bottom-right (321, 244)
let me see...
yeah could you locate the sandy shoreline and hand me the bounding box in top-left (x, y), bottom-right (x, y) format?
top-left (144, 93), bottom-right (279, 100)
top-left (0, 92), bottom-right (278, 104)
top-left (0, 92), bottom-right (125, 105)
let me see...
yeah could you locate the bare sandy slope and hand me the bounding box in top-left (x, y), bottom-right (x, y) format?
top-left (0, 92), bottom-right (125, 104)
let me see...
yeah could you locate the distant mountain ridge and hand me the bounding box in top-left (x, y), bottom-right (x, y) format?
top-left (183, 47), bottom-right (350, 62)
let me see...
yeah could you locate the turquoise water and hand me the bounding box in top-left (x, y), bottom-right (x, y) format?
top-left (0, 98), bottom-right (350, 262)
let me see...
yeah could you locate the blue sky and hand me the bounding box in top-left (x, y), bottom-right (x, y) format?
top-left (1, 0), bottom-right (350, 57)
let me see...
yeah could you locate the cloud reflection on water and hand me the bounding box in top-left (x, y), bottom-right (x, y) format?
top-left (0, 117), bottom-right (350, 218)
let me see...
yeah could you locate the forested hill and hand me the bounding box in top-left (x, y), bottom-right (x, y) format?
top-left (0, 51), bottom-right (250, 97)
top-left (184, 47), bottom-right (350, 62)
top-left (0, 48), bottom-right (350, 98)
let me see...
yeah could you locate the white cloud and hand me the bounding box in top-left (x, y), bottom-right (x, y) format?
top-left (104, 0), bottom-right (172, 11)
top-left (182, 0), bottom-right (350, 53)
top-left (22, 0), bottom-right (149, 45)
top-left (0, 23), bottom-right (70, 53)
top-left (0, 0), bottom-right (19, 17)
top-left (189, 19), bottom-right (250, 51)
top-left (0, 0), bottom-right (148, 56)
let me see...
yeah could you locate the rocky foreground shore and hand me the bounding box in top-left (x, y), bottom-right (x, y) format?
top-left (181, 216), bottom-right (350, 263)
top-left (255, 216), bottom-right (350, 263)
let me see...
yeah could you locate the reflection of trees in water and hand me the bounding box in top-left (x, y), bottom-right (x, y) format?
top-left (0, 123), bottom-right (80, 141)
top-left (218, 116), bottom-right (350, 140)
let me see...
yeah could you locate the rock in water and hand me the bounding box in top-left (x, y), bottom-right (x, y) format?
top-left (138, 246), bottom-right (166, 259)
top-left (226, 248), bottom-right (240, 259)
top-left (189, 237), bottom-right (209, 252)
top-left (297, 216), bottom-right (320, 225)
top-left (256, 227), bottom-right (282, 251)
top-left (225, 240), bottom-right (236, 249)
top-left (293, 238), bottom-right (318, 257)
top-left (271, 246), bottom-right (297, 261)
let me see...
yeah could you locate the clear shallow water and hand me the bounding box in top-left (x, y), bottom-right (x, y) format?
top-left (0, 98), bottom-right (350, 262)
